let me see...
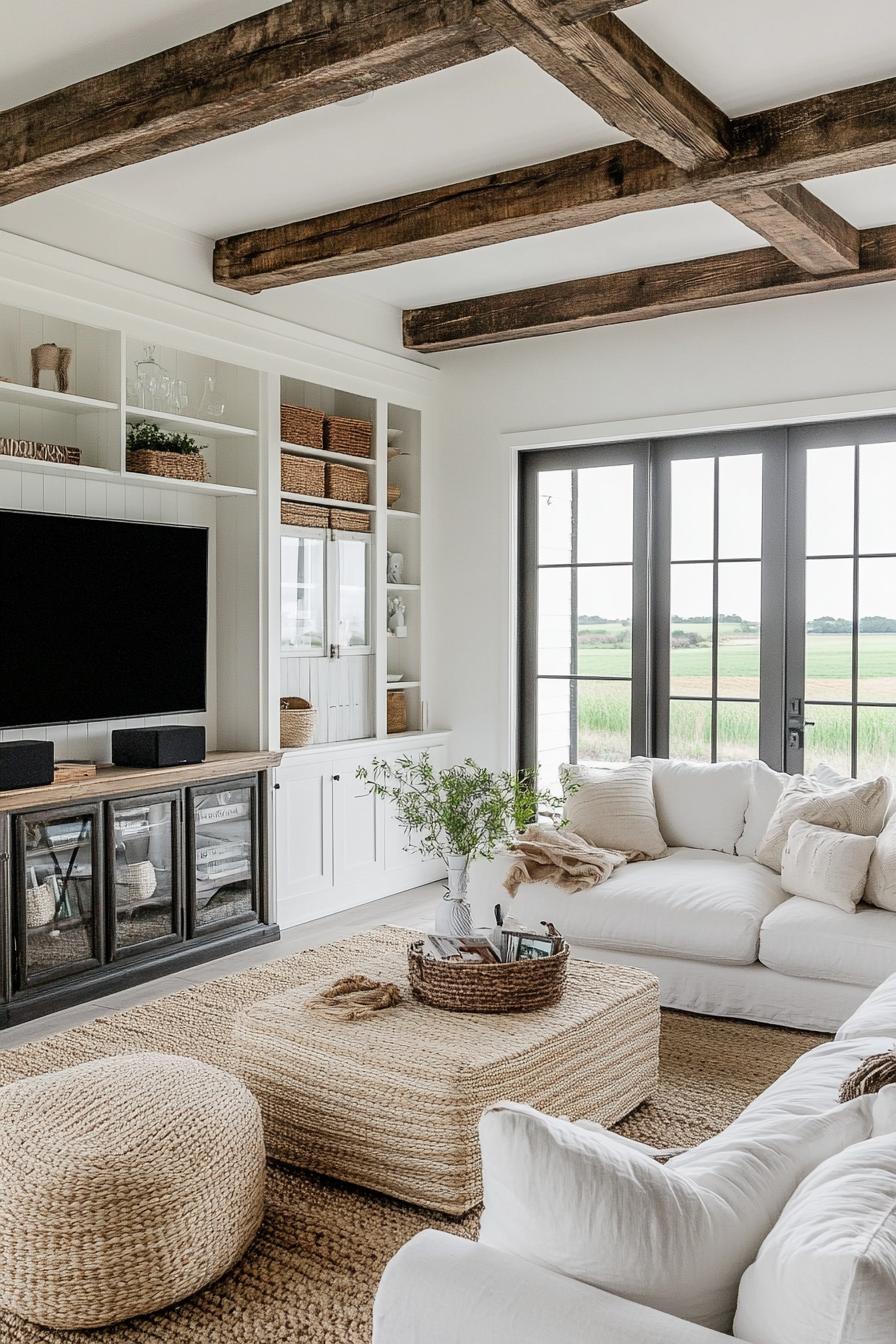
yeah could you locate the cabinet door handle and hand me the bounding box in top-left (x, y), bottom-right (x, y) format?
top-left (333, 774), bottom-right (341, 782)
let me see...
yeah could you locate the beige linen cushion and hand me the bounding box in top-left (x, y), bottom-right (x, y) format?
top-left (866, 812), bottom-right (896, 912)
top-left (755, 775), bottom-right (889, 873)
top-left (562, 761), bottom-right (666, 859)
top-left (780, 820), bottom-right (877, 913)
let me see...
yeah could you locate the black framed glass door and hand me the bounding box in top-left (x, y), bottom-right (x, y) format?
top-left (187, 777), bottom-right (259, 936)
top-left (16, 804), bottom-right (102, 987)
top-left (106, 791), bottom-right (181, 959)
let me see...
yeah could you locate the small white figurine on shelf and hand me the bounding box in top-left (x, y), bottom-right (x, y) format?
top-left (386, 551), bottom-right (404, 584)
top-left (388, 596), bottom-right (407, 638)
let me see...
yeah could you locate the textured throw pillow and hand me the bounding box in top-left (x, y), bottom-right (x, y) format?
top-left (867, 812), bottom-right (896, 913)
top-left (734, 1131), bottom-right (896, 1344)
top-left (781, 820), bottom-right (877, 913)
top-left (736, 761), bottom-right (790, 858)
top-left (754, 775), bottom-right (889, 874)
top-left (637, 757), bottom-right (751, 854)
top-left (561, 761), bottom-right (666, 859)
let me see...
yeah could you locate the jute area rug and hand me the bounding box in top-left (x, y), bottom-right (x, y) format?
top-left (0, 927), bottom-right (828, 1344)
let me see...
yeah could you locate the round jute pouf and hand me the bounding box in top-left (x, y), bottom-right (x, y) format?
top-left (0, 1052), bottom-right (265, 1329)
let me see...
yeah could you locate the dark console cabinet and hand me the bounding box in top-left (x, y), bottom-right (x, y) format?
top-left (0, 752), bottom-right (280, 1027)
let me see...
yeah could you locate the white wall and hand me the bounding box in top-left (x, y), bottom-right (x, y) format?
top-left (427, 281), bottom-right (896, 769)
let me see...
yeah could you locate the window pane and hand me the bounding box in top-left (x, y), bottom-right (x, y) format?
top-left (805, 558), bottom-right (853, 702)
top-left (538, 470), bottom-right (572, 564)
top-left (858, 558), bottom-right (896, 703)
top-left (671, 457), bottom-right (714, 561)
top-left (577, 464), bottom-right (633, 563)
top-left (804, 703), bottom-right (853, 778)
top-left (537, 568), bottom-right (572, 675)
top-left (717, 701), bottom-right (759, 761)
top-left (717, 561), bottom-right (761, 698)
top-left (857, 706), bottom-right (896, 780)
top-left (336, 538), bottom-right (369, 648)
top-left (670, 563), bottom-right (713, 697)
top-left (806, 444), bottom-right (854, 556)
top-left (859, 442), bottom-right (896, 555)
top-left (578, 680), bottom-right (631, 764)
top-left (537, 678), bottom-right (571, 792)
top-left (577, 566), bottom-right (632, 676)
top-left (669, 699), bottom-right (712, 761)
top-left (281, 535), bottom-right (324, 652)
top-left (718, 454), bottom-right (762, 559)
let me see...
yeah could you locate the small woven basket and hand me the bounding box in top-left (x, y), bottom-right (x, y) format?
top-left (281, 404), bottom-right (325, 450)
top-left (127, 448), bottom-right (209, 483)
top-left (280, 697), bottom-right (315, 747)
top-left (26, 880), bottom-right (56, 930)
top-left (282, 500), bottom-right (328, 528)
top-left (325, 414), bottom-right (372, 459)
top-left (125, 860), bottom-right (157, 903)
top-left (387, 484), bottom-right (402, 508)
top-left (326, 462), bottom-right (369, 504)
top-left (330, 507), bottom-right (370, 533)
top-left (408, 940), bottom-right (569, 1013)
top-left (281, 453), bottom-right (325, 497)
top-left (387, 689), bottom-right (407, 733)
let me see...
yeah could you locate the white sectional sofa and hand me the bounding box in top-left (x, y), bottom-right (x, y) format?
top-left (468, 758), bottom-right (896, 1033)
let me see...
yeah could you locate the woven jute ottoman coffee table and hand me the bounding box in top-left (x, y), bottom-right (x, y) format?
top-left (232, 949), bottom-right (659, 1214)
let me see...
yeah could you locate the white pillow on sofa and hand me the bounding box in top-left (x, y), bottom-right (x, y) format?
top-left (734, 1132), bottom-right (896, 1344)
top-left (736, 761), bottom-right (790, 858)
top-left (636, 757), bottom-right (751, 854)
top-left (561, 760), bottom-right (666, 858)
top-left (805, 763), bottom-right (896, 912)
top-left (754, 774), bottom-right (889, 873)
top-left (781, 820), bottom-right (876, 913)
top-left (478, 1094), bottom-right (888, 1334)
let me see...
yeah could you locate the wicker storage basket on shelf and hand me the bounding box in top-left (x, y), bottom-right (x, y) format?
top-left (387, 484), bottom-right (402, 508)
top-left (26, 879), bottom-right (56, 930)
top-left (330, 507), bottom-right (371, 533)
top-left (281, 404), bottom-right (325, 450)
top-left (280, 697), bottom-right (315, 747)
top-left (281, 501), bottom-right (328, 528)
top-left (281, 452), bottom-right (325, 497)
top-left (325, 462), bottom-right (369, 504)
top-left (325, 414), bottom-right (372, 459)
top-left (408, 939), bottom-right (569, 1013)
top-left (127, 448), bottom-right (209, 483)
top-left (387, 689), bottom-right (407, 733)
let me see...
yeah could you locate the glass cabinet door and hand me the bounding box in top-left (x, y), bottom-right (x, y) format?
top-left (188, 778), bottom-right (258, 935)
top-left (107, 793), bottom-right (181, 958)
top-left (17, 807), bottom-right (101, 986)
top-left (333, 534), bottom-right (371, 653)
top-left (281, 532), bottom-right (326, 654)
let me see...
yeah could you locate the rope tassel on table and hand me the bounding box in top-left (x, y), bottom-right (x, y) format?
top-left (305, 975), bottom-right (402, 1022)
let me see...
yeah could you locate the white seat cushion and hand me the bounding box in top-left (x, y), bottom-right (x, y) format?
top-left (837, 973), bottom-right (896, 1040)
top-left (760, 896), bottom-right (896, 987)
top-left (640, 758), bottom-right (752, 855)
top-left (470, 848), bottom-right (787, 966)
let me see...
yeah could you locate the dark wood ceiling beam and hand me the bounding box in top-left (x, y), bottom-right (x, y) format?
top-left (554, 0), bottom-right (646, 20)
top-left (0, 0), bottom-right (506, 206)
top-left (402, 224), bottom-right (896, 351)
top-left (718, 183), bottom-right (860, 274)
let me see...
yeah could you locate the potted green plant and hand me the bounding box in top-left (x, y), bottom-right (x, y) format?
top-left (126, 421), bottom-right (209, 483)
top-left (357, 753), bottom-right (567, 935)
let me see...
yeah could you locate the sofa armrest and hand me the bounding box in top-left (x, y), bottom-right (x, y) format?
top-left (373, 1231), bottom-right (742, 1344)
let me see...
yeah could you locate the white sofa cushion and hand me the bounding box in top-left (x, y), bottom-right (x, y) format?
top-left (562, 761), bottom-right (666, 858)
top-left (736, 761), bottom-right (789, 859)
top-left (639, 758), bottom-right (751, 854)
top-left (837, 973), bottom-right (896, 1040)
top-left (470, 847), bottom-right (787, 966)
top-left (734, 1133), bottom-right (896, 1344)
top-left (760, 896), bottom-right (896, 987)
top-left (755, 774), bottom-right (889, 873)
top-left (781, 820), bottom-right (877, 912)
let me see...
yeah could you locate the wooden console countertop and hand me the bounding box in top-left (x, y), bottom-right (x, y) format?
top-left (0, 750), bottom-right (283, 812)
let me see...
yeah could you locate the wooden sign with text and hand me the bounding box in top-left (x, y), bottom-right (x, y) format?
top-left (0, 436), bottom-right (81, 466)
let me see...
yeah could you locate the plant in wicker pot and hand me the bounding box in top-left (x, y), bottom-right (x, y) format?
top-left (357, 753), bottom-right (565, 936)
top-left (126, 421), bottom-right (209, 483)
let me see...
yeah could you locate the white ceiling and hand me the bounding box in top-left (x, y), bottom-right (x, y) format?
top-left (2, 0), bottom-right (896, 316)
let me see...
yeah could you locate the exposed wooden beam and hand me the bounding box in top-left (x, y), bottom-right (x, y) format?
top-left (402, 225), bottom-right (896, 350)
top-left (214, 77), bottom-right (896, 291)
top-left (476, 4), bottom-right (730, 169)
top-left (555, 0), bottom-right (646, 19)
top-left (718, 184), bottom-right (860, 275)
top-left (0, 0), bottom-right (506, 206)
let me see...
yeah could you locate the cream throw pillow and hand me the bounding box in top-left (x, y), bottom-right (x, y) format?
top-left (754, 775), bottom-right (889, 874)
top-left (867, 812), bottom-right (896, 912)
top-left (561, 761), bottom-right (665, 859)
top-left (780, 820), bottom-right (876, 912)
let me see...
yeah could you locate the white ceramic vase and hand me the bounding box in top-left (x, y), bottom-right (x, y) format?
top-left (434, 853), bottom-right (473, 936)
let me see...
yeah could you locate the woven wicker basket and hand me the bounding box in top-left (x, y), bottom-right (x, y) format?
top-left (26, 879), bottom-right (56, 930)
top-left (325, 414), bottom-right (372, 459)
top-left (408, 940), bottom-right (569, 1013)
top-left (280, 697), bottom-right (315, 747)
top-left (330, 507), bottom-right (371, 533)
top-left (281, 500), bottom-right (328, 528)
top-left (387, 689), bottom-right (407, 733)
top-left (326, 462), bottom-right (369, 504)
top-left (387, 484), bottom-right (402, 508)
top-left (281, 404), bottom-right (325, 450)
top-left (127, 448), bottom-right (209, 483)
top-left (281, 453), bottom-right (325, 497)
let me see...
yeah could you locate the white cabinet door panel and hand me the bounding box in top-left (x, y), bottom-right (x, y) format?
top-left (276, 764), bottom-right (333, 903)
top-left (333, 763), bottom-right (382, 885)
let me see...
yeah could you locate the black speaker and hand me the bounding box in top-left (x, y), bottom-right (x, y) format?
top-left (111, 726), bottom-right (206, 769)
top-left (0, 740), bottom-right (55, 791)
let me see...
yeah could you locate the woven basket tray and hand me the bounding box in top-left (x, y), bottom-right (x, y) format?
top-left (281, 404), bottom-right (325, 450)
top-left (330, 507), bottom-right (370, 533)
top-left (408, 940), bottom-right (569, 1013)
top-left (280, 697), bottom-right (315, 747)
top-left (326, 462), bottom-right (369, 504)
top-left (281, 452), bottom-right (325, 497)
top-left (325, 414), bottom-right (372, 459)
top-left (127, 448), bottom-right (209, 483)
top-left (282, 500), bottom-right (328, 528)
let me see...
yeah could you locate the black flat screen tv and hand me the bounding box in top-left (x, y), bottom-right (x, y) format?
top-left (0, 509), bottom-right (208, 729)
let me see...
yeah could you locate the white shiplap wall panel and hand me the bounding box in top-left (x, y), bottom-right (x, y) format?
top-left (280, 655), bottom-right (371, 743)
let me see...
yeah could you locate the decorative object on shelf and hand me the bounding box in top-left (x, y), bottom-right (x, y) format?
top-left (282, 500), bottom-right (328, 528)
top-left (386, 672), bottom-right (404, 683)
top-left (172, 378), bottom-right (189, 415)
top-left (387, 689), bottom-right (408, 734)
top-left (281, 403), bottom-right (325, 450)
top-left (387, 484), bottom-right (402, 508)
top-left (198, 375), bottom-right (225, 420)
top-left (26, 871), bottom-right (57, 930)
top-left (124, 860), bottom-right (158, 903)
top-left (324, 413), bottom-right (372, 459)
top-left (0, 436), bottom-right (80, 466)
top-left (387, 427), bottom-right (404, 449)
top-left (407, 938), bottom-right (569, 1013)
top-left (133, 345), bottom-right (168, 411)
top-left (329, 507), bottom-right (370, 533)
top-left (325, 462), bottom-right (369, 504)
top-left (386, 551), bottom-right (404, 583)
top-left (388, 596), bottom-right (407, 637)
top-left (30, 342), bottom-right (72, 394)
top-left (280, 696), bottom-right (316, 748)
top-left (281, 452), bottom-right (325, 497)
top-left (387, 444), bottom-right (403, 462)
top-left (126, 421), bottom-right (209, 483)
top-left (357, 753), bottom-right (567, 938)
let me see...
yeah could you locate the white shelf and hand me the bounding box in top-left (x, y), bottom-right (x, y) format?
top-left (281, 491), bottom-right (375, 512)
top-left (0, 381), bottom-right (118, 416)
top-left (0, 454), bottom-right (115, 481)
top-left (387, 583), bottom-right (420, 591)
top-left (0, 451), bottom-right (257, 496)
top-left (126, 407), bottom-right (257, 439)
top-left (280, 441), bottom-right (375, 468)
top-left (123, 471), bottom-right (256, 497)
top-left (387, 508), bottom-right (420, 520)
top-left (386, 680), bottom-right (420, 689)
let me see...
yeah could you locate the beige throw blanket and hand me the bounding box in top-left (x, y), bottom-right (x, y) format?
top-left (503, 824), bottom-right (627, 896)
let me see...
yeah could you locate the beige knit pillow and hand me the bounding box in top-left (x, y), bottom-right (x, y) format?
top-left (562, 760), bottom-right (666, 859)
top-left (754, 774), bottom-right (890, 874)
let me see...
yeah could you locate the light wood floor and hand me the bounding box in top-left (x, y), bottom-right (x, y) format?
top-left (0, 883), bottom-right (440, 1051)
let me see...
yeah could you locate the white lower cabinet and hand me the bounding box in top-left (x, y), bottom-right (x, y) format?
top-left (274, 734), bottom-right (448, 925)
